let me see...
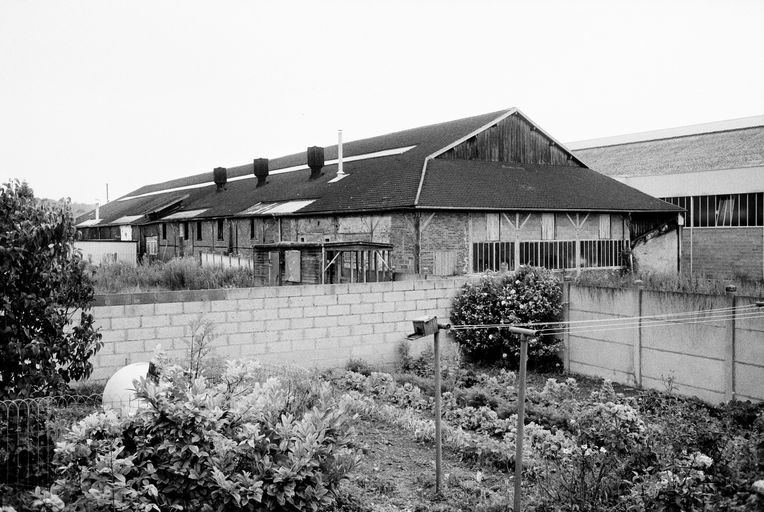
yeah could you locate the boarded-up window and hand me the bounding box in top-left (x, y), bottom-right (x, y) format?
top-left (486, 213), bottom-right (500, 241)
top-left (599, 214), bottom-right (611, 239)
top-left (146, 236), bottom-right (158, 256)
top-left (285, 250), bottom-right (301, 282)
top-left (541, 213), bottom-right (555, 240)
top-left (433, 251), bottom-right (457, 276)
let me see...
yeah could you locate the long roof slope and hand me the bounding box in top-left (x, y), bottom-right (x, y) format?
top-left (78, 108), bottom-right (679, 226)
top-left (569, 115), bottom-right (764, 178)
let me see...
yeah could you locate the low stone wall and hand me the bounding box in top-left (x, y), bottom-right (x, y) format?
top-left (90, 278), bottom-right (467, 380)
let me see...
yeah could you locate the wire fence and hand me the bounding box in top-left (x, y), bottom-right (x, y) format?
top-left (0, 359), bottom-right (309, 501)
top-left (0, 394), bottom-right (102, 496)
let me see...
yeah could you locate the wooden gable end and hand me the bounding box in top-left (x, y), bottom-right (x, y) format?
top-left (436, 113), bottom-right (583, 166)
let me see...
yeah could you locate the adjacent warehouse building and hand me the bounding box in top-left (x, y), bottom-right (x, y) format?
top-left (570, 115), bottom-right (764, 280)
top-left (76, 108), bottom-right (681, 279)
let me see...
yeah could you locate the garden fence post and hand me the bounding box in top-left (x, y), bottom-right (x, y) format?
top-left (434, 326), bottom-right (442, 495)
top-left (508, 326), bottom-right (537, 512)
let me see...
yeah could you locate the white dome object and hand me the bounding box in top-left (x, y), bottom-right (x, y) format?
top-left (102, 362), bottom-right (150, 416)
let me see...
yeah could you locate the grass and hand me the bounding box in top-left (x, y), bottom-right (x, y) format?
top-left (573, 269), bottom-right (764, 297)
top-left (91, 257), bottom-right (258, 293)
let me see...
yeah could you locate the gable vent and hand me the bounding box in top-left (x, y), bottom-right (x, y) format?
top-left (307, 146), bottom-right (324, 180)
top-left (253, 158), bottom-right (269, 187)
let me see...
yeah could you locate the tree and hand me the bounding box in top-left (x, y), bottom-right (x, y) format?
top-left (0, 180), bottom-right (102, 398)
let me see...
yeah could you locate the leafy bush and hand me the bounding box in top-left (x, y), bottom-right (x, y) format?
top-left (0, 180), bottom-right (102, 399)
top-left (450, 266), bottom-right (563, 368)
top-left (53, 359), bottom-right (360, 511)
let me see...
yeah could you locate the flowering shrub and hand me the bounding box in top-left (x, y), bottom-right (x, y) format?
top-left (450, 266), bottom-right (563, 367)
top-left (574, 401), bottom-right (646, 455)
top-left (536, 377), bottom-right (580, 403)
top-left (52, 360), bottom-right (360, 511)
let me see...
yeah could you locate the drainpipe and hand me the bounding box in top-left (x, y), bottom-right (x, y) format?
top-left (414, 213), bottom-right (421, 274)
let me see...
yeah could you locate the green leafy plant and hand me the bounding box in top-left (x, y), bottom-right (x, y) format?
top-left (450, 266), bottom-right (563, 368)
top-left (0, 180), bottom-right (102, 399)
top-left (53, 360), bottom-right (360, 511)
top-left (345, 358), bottom-right (373, 377)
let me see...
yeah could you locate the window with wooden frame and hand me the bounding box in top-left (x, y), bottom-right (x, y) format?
top-left (541, 213), bottom-right (555, 240)
top-left (217, 219), bottom-right (224, 241)
top-left (250, 218), bottom-right (255, 239)
top-left (162, 223), bottom-right (167, 240)
top-left (196, 221), bottom-right (202, 241)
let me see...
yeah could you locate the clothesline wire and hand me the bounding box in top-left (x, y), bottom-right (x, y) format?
top-left (522, 303), bottom-right (757, 326)
top-left (539, 311), bottom-right (764, 336)
top-left (448, 307), bottom-right (764, 335)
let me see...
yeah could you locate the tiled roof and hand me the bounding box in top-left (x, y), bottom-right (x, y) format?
top-left (418, 160), bottom-right (680, 212)
top-left (76, 109), bottom-right (679, 226)
top-left (572, 126), bottom-right (764, 178)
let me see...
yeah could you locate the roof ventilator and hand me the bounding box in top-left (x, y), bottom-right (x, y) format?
top-left (213, 167), bottom-right (227, 192)
top-left (253, 158), bottom-right (269, 187)
top-left (307, 146), bottom-right (324, 180)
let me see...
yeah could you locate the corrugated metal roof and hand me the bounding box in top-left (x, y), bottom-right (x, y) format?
top-left (76, 219), bottom-right (102, 227)
top-left (112, 214), bottom-right (144, 224)
top-left (163, 209), bottom-right (209, 220)
top-left (238, 200), bottom-right (316, 216)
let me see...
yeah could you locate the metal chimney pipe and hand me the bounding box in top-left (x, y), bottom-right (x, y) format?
top-left (337, 129), bottom-right (344, 178)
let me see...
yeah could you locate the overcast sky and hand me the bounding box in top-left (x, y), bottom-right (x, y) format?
top-left (2, 0), bottom-right (763, 204)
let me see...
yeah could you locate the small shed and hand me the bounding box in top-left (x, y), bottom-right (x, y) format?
top-left (251, 241), bottom-right (394, 286)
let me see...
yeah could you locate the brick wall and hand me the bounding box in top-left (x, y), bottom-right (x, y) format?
top-left (90, 278), bottom-right (467, 380)
top-left (683, 227), bottom-right (764, 279)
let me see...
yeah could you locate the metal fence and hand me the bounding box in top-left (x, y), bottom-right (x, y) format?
top-left (0, 360), bottom-right (309, 499)
top-left (0, 394), bottom-right (102, 495)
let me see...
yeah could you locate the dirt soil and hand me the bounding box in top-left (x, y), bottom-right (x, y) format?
top-left (335, 417), bottom-right (516, 512)
top-left (332, 370), bottom-right (645, 512)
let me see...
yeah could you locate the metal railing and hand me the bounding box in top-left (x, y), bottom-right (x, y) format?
top-left (0, 394), bottom-right (102, 494)
top-left (0, 360), bottom-right (309, 497)
top-left (473, 239), bottom-right (629, 272)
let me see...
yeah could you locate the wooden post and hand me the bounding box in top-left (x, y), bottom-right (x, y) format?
top-left (633, 286), bottom-right (643, 387)
top-left (433, 327), bottom-right (442, 495)
top-left (514, 335), bottom-right (528, 512)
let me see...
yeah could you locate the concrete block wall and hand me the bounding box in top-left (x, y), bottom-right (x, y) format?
top-left (88, 278), bottom-right (763, 404)
top-left (90, 278), bottom-right (468, 381)
top-left (565, 283), bottom-right (764, 404)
